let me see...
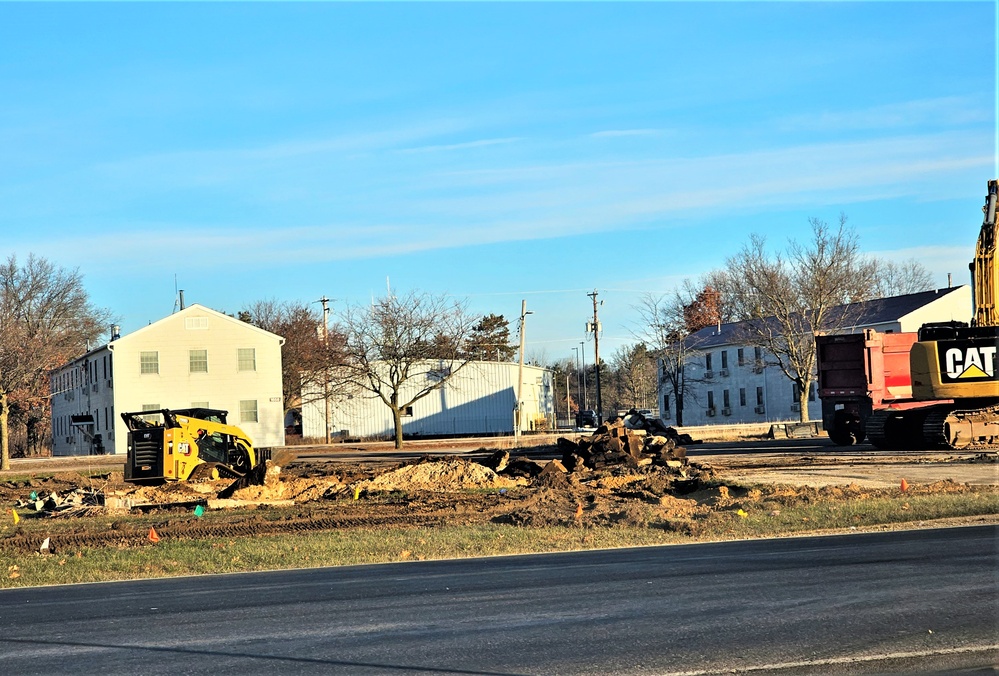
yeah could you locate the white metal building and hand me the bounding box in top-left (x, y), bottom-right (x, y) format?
top-left (50, 304), bottom-right (286, 456)
top-left (302, 361), bottom-right (554, 439)
top-left (662, 286), bottom-right (974, 427)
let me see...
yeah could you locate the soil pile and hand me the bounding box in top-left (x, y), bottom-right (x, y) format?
top-left (357, 458), bottom-right (524, 493)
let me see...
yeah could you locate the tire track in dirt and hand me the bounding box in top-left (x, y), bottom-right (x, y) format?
top-left (0, 513), bottom-right (450, 554)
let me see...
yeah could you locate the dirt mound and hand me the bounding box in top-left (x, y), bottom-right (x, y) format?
top-left (357, 458), bottom-right (524, 493)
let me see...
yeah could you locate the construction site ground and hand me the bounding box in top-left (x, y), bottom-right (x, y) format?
top-left (2, 430), bottom-right (996, 559)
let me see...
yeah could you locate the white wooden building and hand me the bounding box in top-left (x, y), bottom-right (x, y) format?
top-left (302, 361), bottom-right (554, 439)
top-left (663, 286), bottom-right (974, 427)
top-left (50, 304), bottom-right (286, 456)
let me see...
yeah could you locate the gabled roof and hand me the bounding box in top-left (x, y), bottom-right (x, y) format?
top-left (686, 286), bottom-right (968, 349)
top-left (109, 303), bottom-right (285, 347)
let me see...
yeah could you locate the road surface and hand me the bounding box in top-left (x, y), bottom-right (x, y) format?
top-left (0, 525), bottom-right (995, 675)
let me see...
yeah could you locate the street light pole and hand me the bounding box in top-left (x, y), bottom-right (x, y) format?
top-left (572, 347), bottom-right (585, 411)
top-left (317, 295), bottom-right (331, 444)
top-left (515, 300), bottom-right (532, 446)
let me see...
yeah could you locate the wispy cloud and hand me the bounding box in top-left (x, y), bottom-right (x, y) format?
top-left (4, 124), bottom-right (989, 276)
top-left (589, 129), bottom-right (663, 138)
top-left (778, 96), bottom-right (990, 133)
top-left (399, 137), bottom-right (523, 154)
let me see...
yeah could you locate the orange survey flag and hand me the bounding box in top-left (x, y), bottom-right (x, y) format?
top-left (148, 527), bottom-right (161, 543)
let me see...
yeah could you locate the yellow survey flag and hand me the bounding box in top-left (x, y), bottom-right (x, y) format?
top-left (12, 509), bottom-right (20, 525)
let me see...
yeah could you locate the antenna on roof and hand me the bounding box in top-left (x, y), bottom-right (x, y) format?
top-left (169, 274), bottom-right (187, 312)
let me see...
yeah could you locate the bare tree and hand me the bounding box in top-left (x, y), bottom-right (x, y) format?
top-left (0, 255), bottom-right (111, 469)
top-left (241, 299), bottom-right (351, 434)
top-left (870, 258), bottom-right (935, 297)
top-left (633, 281), bottom-right (715, 426)
top-left (337, 290), bottom-right (480, 449)
top-left (721, 215), bottom-right (878, 421)
top-left (609, 343), bottom-right (658, 412)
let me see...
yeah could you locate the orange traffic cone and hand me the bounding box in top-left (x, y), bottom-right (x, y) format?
top-left (900, 479), bottom-right (909, 493)
top-left (148, 526), bottom-right (161, 543)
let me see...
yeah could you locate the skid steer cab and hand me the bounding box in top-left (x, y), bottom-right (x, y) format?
top-left (121, 408), bottom-right (266, 484)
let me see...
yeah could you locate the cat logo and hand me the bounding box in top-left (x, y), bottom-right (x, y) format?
top-left (942, 343), bottom-right (997, 382)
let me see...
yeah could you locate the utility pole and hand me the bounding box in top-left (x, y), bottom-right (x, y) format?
top-left (587, 289), bottom-right (603, 424)
top-left (565, 374), bottom-right (570, 428)
top-left (515, 300), bottom-right (532, 445)
top-left (317, 295), bottom-right (331, 444)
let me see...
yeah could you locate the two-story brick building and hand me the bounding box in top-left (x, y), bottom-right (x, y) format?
top-left (50, 304), bottom-right (285, 456)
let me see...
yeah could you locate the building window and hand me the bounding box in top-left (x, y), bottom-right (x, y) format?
top-left (140, 404), bottom-right (160, 422)
top-left (737, 348), bottom-right (745, 366)
top-left (756, 387), bottom-right (764, 406)
top-left (754, 346), bottom-right (763, 362)
top-left (723, 390), bottom-right (730, 408)
top-left (707, 391), bottom-right (715, 409)
top-left (185, 317), bottom-right (209, 330)
top-left (721, 351), bottom-right (728, 369)
top-left (189, 349), bottom-right (208, 373)
top-left (140, 351), bottom-right (159, 375)
top-left (239, 400), bottom-right (259, 423)
top-left (705, 353), bottom-right (713, 371)
top-left (402, 406), bottom-right (414, 417)
top-left (809, 383), bottom-right (816, 401)
top-left (238, 348), bottom-right (256, 372)
top-left (739, 388), bottom-right (747, 406)
top-left (191, 401), bottom-right (210, 408)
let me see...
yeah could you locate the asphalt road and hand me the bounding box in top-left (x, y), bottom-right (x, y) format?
top-left (1, 526), bottom-right (996, 675)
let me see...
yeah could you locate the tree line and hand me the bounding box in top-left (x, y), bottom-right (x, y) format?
top-left (0, 215), bottom-right (934, 466)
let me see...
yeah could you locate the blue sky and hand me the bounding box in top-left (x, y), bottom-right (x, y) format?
top-left (1, 2), bottom-right (995, 364)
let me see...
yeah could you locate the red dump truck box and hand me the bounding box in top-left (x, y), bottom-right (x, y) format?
top-left (816, 330), bottom-right (918, 405)
top-left (815, 329), bottom-right (920, 445)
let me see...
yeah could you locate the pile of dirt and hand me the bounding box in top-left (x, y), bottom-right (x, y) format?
top-left (356, 457), bottom-right (525, 493)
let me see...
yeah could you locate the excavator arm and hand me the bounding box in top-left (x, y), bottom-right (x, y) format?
top-left (972, 179), bottom-right (998, 327)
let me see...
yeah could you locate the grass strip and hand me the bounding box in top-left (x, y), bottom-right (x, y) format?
top-left (2, 490), bottom-right (996, 589)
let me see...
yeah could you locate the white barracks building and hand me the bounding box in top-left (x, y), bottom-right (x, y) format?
top-left (50, 304), bottom-right (285, 456)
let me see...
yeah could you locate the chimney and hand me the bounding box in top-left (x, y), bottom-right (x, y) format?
top-left (179, 289), bottom-right (186, 310)
top-left (947, 273), bottom-right (952, 288)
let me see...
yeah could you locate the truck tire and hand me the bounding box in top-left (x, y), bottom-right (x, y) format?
top-left (828, 429), bottom-right (855, 446)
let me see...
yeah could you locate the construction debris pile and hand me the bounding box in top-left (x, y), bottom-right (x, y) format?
top-left (555, 411), bottom-right (696, 474)
top-left (13, 487), bottom-right (105, 518)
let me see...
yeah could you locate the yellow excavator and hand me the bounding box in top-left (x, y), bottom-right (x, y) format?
top-left (122, 408), bottom-right (268, 484)
top-left (867, 179), bottom-right (999, 450)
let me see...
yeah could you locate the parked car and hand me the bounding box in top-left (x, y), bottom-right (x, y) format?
top-left (576, 410), bottom-right (597, 428)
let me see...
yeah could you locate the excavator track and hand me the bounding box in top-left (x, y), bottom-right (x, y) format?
top-left (866, 407), bottom-right (934, 450)
top-left (924, 404), bottom-right (999, 451)
top-left (868, 404), bottom-right (999, 451)
top-left (186, 462), bottom-right (247, 482)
